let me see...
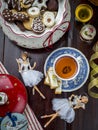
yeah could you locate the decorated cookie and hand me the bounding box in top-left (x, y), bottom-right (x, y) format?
top-left (7, 0), bottom-right (17, 9)
top-left (7, 0), bottom-right (34, 11)
top-left (15, 0), bottom-right (22, 11)
top-left (12, 10), bottom-right (28, 16)
top-left (80, 24), bottom-right (96, 43)
top-left (27, 7), bottom-right (40, 18)
top-left (23, 17), bottom-right (33, 30)
top-left (18, 0), bottom-right (34, 10)
top-left (7, 0), bottom-right (21, 11)
top-left (43, 11), bottom-right (55, 27)
top-left (19, 0), bottom-right (34, 10)
top-left (12, 12), bottom-right (29, 22)
top-left (20, 1), bottom-right (32, 9)
top-left (32, 0), bottom-right (48, 10)
top-left (23, 0), bottom-right (34, 5)
top-left (2, 9), bottom-right (15, 22)
top-left (2, 0), bottom-right (58, 33)
top-left (32, 16), bottom-right (45, 34)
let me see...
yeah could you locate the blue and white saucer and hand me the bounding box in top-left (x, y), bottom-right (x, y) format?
top-left (44, 47), bottom-right (90, 92)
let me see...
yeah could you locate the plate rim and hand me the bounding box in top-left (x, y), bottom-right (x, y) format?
top-left (0, 0), bottom-right (70, 38)
top-left (0, 0), bottom-right (71, 49)
top-left (44, 47), bottom-right (90, 92)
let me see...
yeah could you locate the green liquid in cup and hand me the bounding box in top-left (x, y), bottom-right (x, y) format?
top-left (78, 8), bottom-right (90, 20)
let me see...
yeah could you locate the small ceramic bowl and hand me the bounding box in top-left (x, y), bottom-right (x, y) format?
top-left (0, 0), bottom-right (71, 49)
top-left (75, 4), bottom-right (93, 23)
top-left (80, 24), bottom-right (96, 43)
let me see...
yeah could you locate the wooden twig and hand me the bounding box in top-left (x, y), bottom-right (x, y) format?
top-left (32, 87), bottom-right (35, 95)
top-left (44, 112), bottom-right (58, 128)
top-left (31, 62), bottom-right (36, 70)
top-left (41, 113), bottom-right (56, 118)
top-left (33, 86), bottom-right (46, 99)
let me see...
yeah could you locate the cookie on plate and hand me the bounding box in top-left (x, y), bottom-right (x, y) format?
top-left (43, 11), bottom-right (55, 28)
top-left (23, 17), bottom-right (33, 30)
top-left (32, 16), bottom-right (45, 34)
top-left (27, 7), bottom-right (40, 18)
top-left (12, 12), bottom-right (29, 22)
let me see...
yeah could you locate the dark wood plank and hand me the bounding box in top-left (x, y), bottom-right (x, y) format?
top-left (66, 1), bottom-right (98, 130)
top-left (1, 0), bottom-right (98, 130)
top-left (0, 28), bottom-right (5, 63)
top-left (3, 33), bottom-right (68, 130)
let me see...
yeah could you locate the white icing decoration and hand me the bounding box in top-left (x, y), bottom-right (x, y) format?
top-left (32, 0), bottom-right (48, 10)
top-left (43, 11), bottom-right (55, 27)
top-left (27, 7), bottom-right (40, 17)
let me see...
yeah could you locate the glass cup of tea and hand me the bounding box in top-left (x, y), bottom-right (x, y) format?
top-left (75, 4), bottom-right (93, 23)
top-left (53, 54), bottom-right (80, 81)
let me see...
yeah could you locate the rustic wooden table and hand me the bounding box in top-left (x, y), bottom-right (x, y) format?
top-left (0, 0), bottom-right (98, 130)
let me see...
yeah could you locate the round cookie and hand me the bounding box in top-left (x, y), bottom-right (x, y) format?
top-left (43, 11), bottom-right (55, 28)
top-left (27, 7), bottom-right (40, 18)
top-left (23, 17), bottom-right (33, 30)
top-left (32, 16), bottom-right (45, 34)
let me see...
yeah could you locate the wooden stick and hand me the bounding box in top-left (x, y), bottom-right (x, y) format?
top-left (33, 86), bottom-right (46, 99)
top-left (32, 87), bottom-right (35, 95)
top-left (31, 62), bottom-right (36, 70)
top-left (41, 113), bottom-right (56, 118)
top-left (44, 112), bottom-right (58, 128)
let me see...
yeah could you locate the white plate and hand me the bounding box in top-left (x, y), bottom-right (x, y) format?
top-left (44, 47), bottom-right (90, 92)
top-left (0, 0), bottom-right (71, 49)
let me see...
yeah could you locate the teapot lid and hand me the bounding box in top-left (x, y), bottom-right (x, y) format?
top-left (0, 74), bottom-right (27, 117)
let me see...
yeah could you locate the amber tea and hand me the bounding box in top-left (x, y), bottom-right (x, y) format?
top-left (54, 55), bottom-right (79, 80)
